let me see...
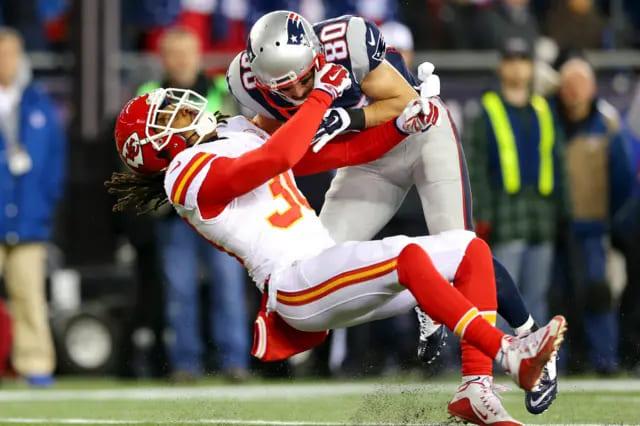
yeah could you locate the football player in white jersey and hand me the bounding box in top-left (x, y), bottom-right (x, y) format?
top-left (226, 10), bottom-right (558, 415)
top-left (106, 62), bottom-right (567, 426)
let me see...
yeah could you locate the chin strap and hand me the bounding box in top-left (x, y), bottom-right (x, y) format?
top-left (194, 111), bottom-right (218, 137)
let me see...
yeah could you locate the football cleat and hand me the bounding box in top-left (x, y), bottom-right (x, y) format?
top-left (496, 315), bottom-right (567, 391)
top-left (415, 307), bottom-right (446, 364)
top-left (448, 376), bottom-right (522, 425)
top-left (525, 355), bottom-right (558, 414)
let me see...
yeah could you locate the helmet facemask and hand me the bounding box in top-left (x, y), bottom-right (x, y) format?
top-left (260, 62), bottom-right (317, 106)
top-left (145, 88), bottom-right (218, 151)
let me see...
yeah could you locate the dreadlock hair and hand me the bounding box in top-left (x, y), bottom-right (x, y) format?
top-left (105, 170), bottom-right (168, 214)
top-left (105, 111), bottom-right (229, 214)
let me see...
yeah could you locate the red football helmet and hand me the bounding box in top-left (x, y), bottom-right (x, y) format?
top-left (114, 88), bottom-right (218, 175)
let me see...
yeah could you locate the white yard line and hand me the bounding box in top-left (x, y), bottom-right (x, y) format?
top-left (0, 419), bottom-right (628, 426)
top-left (0, 379), bottom-right (639, 402)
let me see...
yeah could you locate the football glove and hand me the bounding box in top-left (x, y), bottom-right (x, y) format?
top-left (313, 63), bottom-right (351, 100)
top-left (395, 97), bottom-right (443, 134)
top-left (311, 108), bottom-right (351, 153)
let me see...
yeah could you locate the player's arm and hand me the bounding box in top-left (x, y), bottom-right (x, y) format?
top-left (294, 120), bottom-right (403, 176)
top-left (334, 17), bottom-right (417, 128)
top-left (196, 64), bottom-right (350, 209)
top-left (359, 61), bottom-right (419, 127)
top-left (294, 98), bottom-right (441, 176)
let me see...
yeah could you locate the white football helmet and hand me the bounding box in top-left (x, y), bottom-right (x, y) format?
top-left (247, 11), bottom-right (323, 93)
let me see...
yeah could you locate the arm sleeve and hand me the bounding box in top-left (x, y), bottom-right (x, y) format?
top-left (197, 90), bottom-right (333, 210)
top-left (292, 120), bottom-right (405, 176)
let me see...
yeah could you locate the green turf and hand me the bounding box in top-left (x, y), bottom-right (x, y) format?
top-left (0, 378), bottom-right (639, 425)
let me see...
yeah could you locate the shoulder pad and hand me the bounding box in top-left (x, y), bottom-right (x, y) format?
top-left (226, 52), bottom-right (277, 119)
top-left (345, 17), bottom-right (386, 82)
top-left (165, 149), bottom-right (216, 209)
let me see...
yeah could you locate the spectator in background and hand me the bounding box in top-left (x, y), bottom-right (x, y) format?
top-left (136, 27), bottom-right (249, 382)
top-left (0, 1), bottom-right (46, 50)
top-left (0, 27), bottom-right (66, 386)
top-left (475, 0), bottom-right (539, 49)
top-left (545, 0), bottom-right (607, 50)
top-left (555, 57), bottom-right (633, 374)
top-left (466, 37), bottom-right (567, 324)
top-left (619, 83), bottom-right (640, 372)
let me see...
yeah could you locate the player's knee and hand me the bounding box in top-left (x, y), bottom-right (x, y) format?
top-left (455, 237), bottom-right (496, 291)
top-left (465, 237), bottom-right (492, 262)
top-left (397, 243), bottom-right (432, 287)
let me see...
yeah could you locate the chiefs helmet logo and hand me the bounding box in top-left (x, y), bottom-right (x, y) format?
top-left (122, 132), bottom-right (144, 169)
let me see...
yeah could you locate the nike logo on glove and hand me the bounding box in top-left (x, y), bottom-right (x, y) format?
top-left (328, 70), bottom-right (342, 81)
top-left (326, 115), bottom-right (340, 129)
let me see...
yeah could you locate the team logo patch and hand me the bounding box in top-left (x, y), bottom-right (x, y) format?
top-left (286, 12), bottom-right (307, 45)
top-left (122, 132), bottom-right (144, 169)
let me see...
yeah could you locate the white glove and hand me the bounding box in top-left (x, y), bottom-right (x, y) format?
top-left (417, 61), bottom-right (441, 98)
top-left (311, 108), bottom-right (351, 153)
top-left (313, 63), bottom-right (352, 100)
top-left (395, 97), bottom-right (442, 134)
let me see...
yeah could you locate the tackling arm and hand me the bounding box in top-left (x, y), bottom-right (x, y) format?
top-left (197, 90), bottom-right (333, 211)
top-left (295, 97), bottom-right (441, 176)
top-left (293, 120), bottom-right (406, 176)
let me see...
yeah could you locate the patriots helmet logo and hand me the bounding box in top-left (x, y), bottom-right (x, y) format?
top-left (122, 132), bottom-right (144, 169)
top-left (286, 12), bottom-right (307, 45)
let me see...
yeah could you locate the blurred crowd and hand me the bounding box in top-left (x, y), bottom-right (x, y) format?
top-left (3, 0), bottom-right (640, 51)
top-left (0, 0), bottom-right (638, 386)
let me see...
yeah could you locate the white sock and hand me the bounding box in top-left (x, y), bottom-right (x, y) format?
top-left (514, 315), bottom-right (535, 336)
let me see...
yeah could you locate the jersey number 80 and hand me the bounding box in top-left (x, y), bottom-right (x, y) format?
top-left (319, 22), bottom-right (348, 62)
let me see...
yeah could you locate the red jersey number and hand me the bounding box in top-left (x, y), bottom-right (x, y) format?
top-left (267, 173), bottom-right (311, 228)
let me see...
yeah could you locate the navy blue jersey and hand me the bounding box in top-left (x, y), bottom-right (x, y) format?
top-left (227, 15), bottom-right (418, 121)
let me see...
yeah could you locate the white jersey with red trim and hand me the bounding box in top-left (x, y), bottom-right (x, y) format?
top-left (163, 116), bottom-right (336, 290)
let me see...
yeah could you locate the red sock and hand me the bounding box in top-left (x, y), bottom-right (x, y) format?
top-left (454, 238), bottom-right (498, 376)
top-left (397, 243), bottom-right (504, 360)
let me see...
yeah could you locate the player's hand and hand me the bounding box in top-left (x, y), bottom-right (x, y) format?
top-left (417, 62), bottom-right (441, 98)
top-left (395, 97), bottom-right (442, 134)
top-left (313, 63), bottom-right (351, 100)
top-left (311, 108), bottom-right (350, 152)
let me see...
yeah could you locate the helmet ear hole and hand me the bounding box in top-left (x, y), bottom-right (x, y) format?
top-left (275, 41), bottom-right (280, 46)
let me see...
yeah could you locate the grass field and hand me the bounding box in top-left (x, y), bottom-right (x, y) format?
top-left (1, 377), bottom-right (639, 425)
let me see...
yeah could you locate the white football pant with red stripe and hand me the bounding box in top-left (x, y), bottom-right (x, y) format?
top-left (270, 230), bottom-right (475, 332)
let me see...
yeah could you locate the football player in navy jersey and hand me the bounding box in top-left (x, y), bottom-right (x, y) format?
top-left (226, 11), bottom-right (558, 418)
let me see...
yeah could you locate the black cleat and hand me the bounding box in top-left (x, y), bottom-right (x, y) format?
top-left (525, 356), bottom-right (558, 414)
top-left (415, 307), bottom-right (447, 364)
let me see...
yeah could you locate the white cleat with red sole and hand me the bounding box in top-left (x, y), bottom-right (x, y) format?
top-left (496, 315), bottom-right (567, 391)
top-left (448, 376), bottom-right (522, 425)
